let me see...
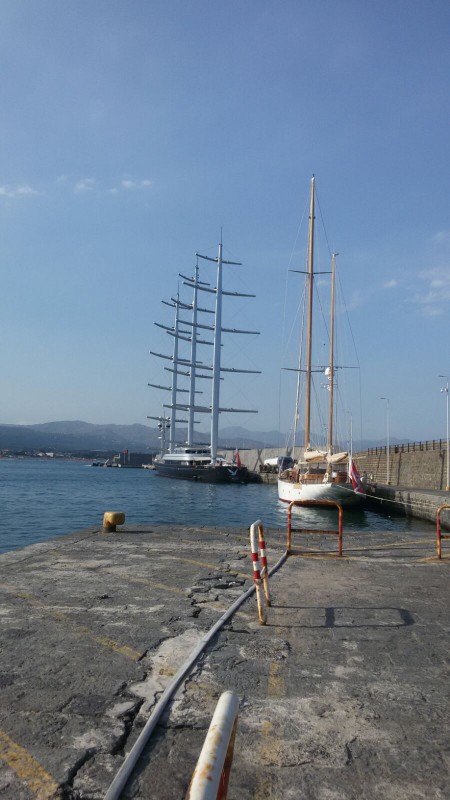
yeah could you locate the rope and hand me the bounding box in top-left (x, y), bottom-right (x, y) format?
top-left (339, 482), bottom-right (443, 514)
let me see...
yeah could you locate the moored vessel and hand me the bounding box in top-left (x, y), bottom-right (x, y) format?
top-left (278, 176), bottom-right (363, 507)
top-left (149, 239), bottom-right (259, 483)
top-left (153, 445), bottom-right (248, 482)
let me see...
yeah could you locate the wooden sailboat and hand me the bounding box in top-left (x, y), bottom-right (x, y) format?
top-left (277, 176), bottom-right (363, 506)
top-left (149, 240), bottom-right (260, 482)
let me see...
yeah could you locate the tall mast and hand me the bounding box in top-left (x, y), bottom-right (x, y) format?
top-left (197, 239), bottom-right (260, 461)
top-left (149, 288), bottom-right (193, 451)
top-left (148, 289), bottom-right (182, 453)
top-left (210, 241), bottom-right (223, 460)
top-left (149, 240), bottom-right (261, 458)
top-left (327, 253), bottom-right (337, 454)
top-left (168, 287), bottom-right (181, 452)
top-left (304, 175), bottom-right (315, 452)
top-left (187, 259), bottom-right (199, 445)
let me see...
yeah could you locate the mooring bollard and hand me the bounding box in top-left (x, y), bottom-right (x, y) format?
top-left (250, 520), bottom-right (271, 625)
top-left (102, 511), bottom-right (125, 532)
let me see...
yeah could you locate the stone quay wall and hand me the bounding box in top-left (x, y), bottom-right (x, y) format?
top-left (223, 440), bottom-right (449, 491)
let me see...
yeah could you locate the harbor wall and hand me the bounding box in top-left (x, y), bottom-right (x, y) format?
top-left (365, 485), bottom-right (450, 526)
top-left (224, 440), bottom-right (449, 491)
top-left (352, 442), bottom-right (449, 491)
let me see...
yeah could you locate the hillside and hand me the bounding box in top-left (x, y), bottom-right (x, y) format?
top-left (0, 420), bottom-right (388, 454)
top-left (0, 421), bottom-right (272, 453)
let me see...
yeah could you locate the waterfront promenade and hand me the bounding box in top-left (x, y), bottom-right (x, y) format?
top-left (0, 519), bottom-right (448, 799)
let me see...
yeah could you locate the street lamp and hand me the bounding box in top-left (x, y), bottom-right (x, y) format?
top-left (438, 375), bottom-right (449, 491)
top-left (380, 397), bottom-right (390, 484)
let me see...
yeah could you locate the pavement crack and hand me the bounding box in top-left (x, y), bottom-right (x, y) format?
top-left (345, 736), bottom-right (357, 765)
top-left (110, 697), bottom-right (146, 757)
top-left (60, 748), bottom-right (97, 799)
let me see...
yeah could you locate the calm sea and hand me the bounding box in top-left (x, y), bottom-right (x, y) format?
top-left (0, 458), bottom-right (434, 555)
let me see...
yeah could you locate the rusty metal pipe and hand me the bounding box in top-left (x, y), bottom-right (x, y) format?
top-left (436, 503), bottom-right (450, 559)
top-left (287, 500), bottom-right (344, 556)
top-left (186, 691), bottom-right (239, 800)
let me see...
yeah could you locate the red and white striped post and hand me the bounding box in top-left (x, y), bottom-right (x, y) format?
top-left (249, 520), bottom-right (271, 624)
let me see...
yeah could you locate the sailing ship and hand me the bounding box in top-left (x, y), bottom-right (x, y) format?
top-left (148, 240), bottom-right (259, 482)
top-left (278, 176), bottom-right (363, 506)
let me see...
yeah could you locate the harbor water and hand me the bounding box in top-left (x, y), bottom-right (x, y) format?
top-left (0, 458), bottom-right (436, 554)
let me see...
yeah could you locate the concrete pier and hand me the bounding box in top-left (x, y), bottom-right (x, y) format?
top-left (0, 521), bottom-right (449, 799)
top-left (365, 484), bottom-right (450, 526)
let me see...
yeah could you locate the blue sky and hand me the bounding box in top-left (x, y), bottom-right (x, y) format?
top-left (0, 0), bottom-right (449, 443)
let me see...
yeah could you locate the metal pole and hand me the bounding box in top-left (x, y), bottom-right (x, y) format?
top-left (211, 242), bottom-right (223, 461)
top-left (439, 376), bottom-right (449, 491)
top-left (187, 691), bottom-right (239, 800)
top-left (446, 382), bottom-right (449, 491)
top-left (327, 253), bottom-right (336, 454)
top-left (304, 175), bottom-right (315, 452)
top-left (188, 261), bottom-right (199, 446)
top-left (380, 397), bottom-right (390, 484)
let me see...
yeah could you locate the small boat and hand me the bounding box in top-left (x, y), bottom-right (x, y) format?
top-left (149, 240), bottom-right (259, 483)
top-left (278, 176), bottom-right (363, 507)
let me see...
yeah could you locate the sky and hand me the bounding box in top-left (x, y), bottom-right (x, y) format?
top-left (0, 0), bottom-right (449, 445)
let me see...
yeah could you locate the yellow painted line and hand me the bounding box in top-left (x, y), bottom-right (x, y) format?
top-left (287, 537), bottom-right (434, 560)
top-left (255, 634), bottom-right (287, 796)
top-left (258, 720), bottom-right (284, 768)
top-left (128, 576), bottom-right (186, 595)
top-left (0, 585), bottom-right (141, 661)
top-left (183, 527), bottom-right (288, 550)
top-left (75, 627), bottom-right (140, 660)
top-left (345, 538), bottom-right (431, 552)
top-left (0, 729), bottom-right (59, 799)
top-left (267, 660), bottom-right (285, 699)
top-left (162, 555), bottom-right (250, 580)
top-left (185, 527), bottom-right (249, 540)
top-left (417, 555), bottom-right (450, 564)
top-left (290, 551), bottom-right (346, 560)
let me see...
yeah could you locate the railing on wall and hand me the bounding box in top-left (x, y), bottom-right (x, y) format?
top-left (366, 440), bottom-right (448, 456)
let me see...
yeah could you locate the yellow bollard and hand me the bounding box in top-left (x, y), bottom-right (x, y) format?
top-left (102, 511), bottom-right (126, 532)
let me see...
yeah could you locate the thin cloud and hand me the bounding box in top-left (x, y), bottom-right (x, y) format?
top-left (121, 179), bottom-right (153, 190)
top-left (433, 230), bottom-right (450, 245)
top-left (383, 279), bottom-right (398, 289)
top-left (0, 184), bottom-right (38, 198)
top-left (345, 289), bottom-right (365, 310)
top-left (410, 266), bottom-right (450, 316)
top-left (420, 305), bottom-right (444, 317)
top-left (74, 178), bottom-right (96, 193)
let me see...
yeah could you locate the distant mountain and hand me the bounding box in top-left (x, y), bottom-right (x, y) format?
top-left (0, 421), bottom-right (279, 453)
top-left (0, 421), bottom-right (156, 453)
top-left (0, 419), bottom-right (398, 454)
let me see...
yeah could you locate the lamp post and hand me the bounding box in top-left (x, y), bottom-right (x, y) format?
top-left (380, 397), bottom-right (390, 484)
top-left (438, 375), bottom-right (449, 491)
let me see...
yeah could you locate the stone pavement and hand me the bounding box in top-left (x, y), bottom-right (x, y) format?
top-left (0, 521), bottom-right (448, 799)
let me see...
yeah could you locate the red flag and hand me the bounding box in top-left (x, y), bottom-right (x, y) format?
top-left (235, 449), bottom-right (242, 468)
top-left (348, 458), bottom-right (362, 492)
